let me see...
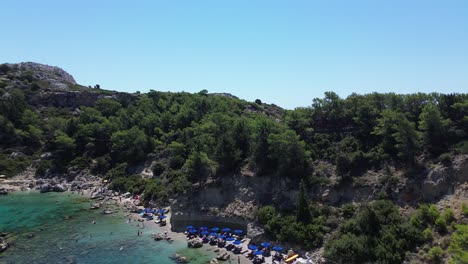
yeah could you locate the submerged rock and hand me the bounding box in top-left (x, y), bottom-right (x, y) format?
top-left (169, 253), bottom-right (189, 263)
top-left (0, 236), bottom-right (10, 253)
top-left (0, 188), bottom-right (8, 195)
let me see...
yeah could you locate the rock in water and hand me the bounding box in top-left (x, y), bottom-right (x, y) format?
top-left (0, 188), bottom-right (8, 195)
top-left (102, 209), bottom-right (114, 215)
top-left (40, 183), bottom-right (51, 193)
top-left (187, 238), bottom-right (203, 248)
top-left (52, 184), bottom-right (66, 192)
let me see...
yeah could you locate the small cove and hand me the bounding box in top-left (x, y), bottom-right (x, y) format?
top-left (0, 191), bottom-right (214, 264)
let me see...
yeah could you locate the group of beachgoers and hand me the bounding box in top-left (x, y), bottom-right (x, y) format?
top-left (135, 207), bottom-right (302, 264)
top-left (139, 207), bottom-right (168, 226)
top-left (183, 225), bottom-right (290, 264)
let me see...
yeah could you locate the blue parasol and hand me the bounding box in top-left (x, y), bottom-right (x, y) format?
top-left (209, 232), bottom-right (218, 237)
top-left (211, 227), bottom-right (220, 232)
top-left (188, 229), bottom-right (197, 234)
top-left (234, 229), bottom-right (243, 234)
top-left (222, 227), bottom-right (231, 232)
top-left (200, 226), bottom-right (208, 230)
top-left (233, 240), bottom-right (241, 245)
top-left (248, 245), bottom-right (258, 250)
top-left (157, 209), bottom-right (165, 214)
top-left (226, 237), bottom-right (235, 241)
top-left (186, 225), bottom-right (194, 230)
top-left (159, 215), bottom-right (167, 219)
top-left (201, 231), bottom-right (209, 235)
top-left (218, 235), bottom-right (226, 239)
top-left (272, 246), bottom-right (283, 252)
top-left (261, 242), bottom-right (271, 248)
top-left (254, 250), bottom-right (264, 255)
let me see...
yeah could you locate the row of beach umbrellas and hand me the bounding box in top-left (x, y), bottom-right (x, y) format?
top-left (144, 208), bottom-right (166, 214)
top-left (186, 225), bottom-right (243, 235)
top-left (249, 244), bottom-right (283, 251)
top-left (185, 225), bottom-right (283, 253)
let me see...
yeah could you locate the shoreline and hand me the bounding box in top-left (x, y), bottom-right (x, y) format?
top-left (1, 177), bottom-right (259, 264)
top-left (117, 196), bottom-right (256, 264)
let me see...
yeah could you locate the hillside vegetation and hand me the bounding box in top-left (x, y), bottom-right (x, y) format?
top-left (1, 62), bottom-right (467, 263)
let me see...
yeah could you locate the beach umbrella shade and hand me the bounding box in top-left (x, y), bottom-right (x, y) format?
top-left (222, 227), bottom-right (231, 232)
top-left (233, 240), bottom-right (242, 245)
top-left (188, 229), bottom-right (197, 234)
top-left (211, 227), bottom-right (220, 232)
top-left (254, 250), bottom-right (264, 255)
top-left (234, 230), bottom-right (243, 234)
top-left (218, 235), bottom-right (226, 239)
top-left (261, 242), bottom-right (271, 248)
top-left (201, 231), bottom-right (209, 235)
top-left (248, 245), bottom-right (258, 250)
top-left (226, 237), bottom-right (235, 241)
top-left (272, 246), bottom-right (283, 252)
top-left (200, 226), bottom-right (208, 230)
top-left (209, 232), bottom-right (218, 237)
top-left (186, 225), bottom-right (194, 230)
top-left (159, 215), bottom-right (167, 219)
top-left (157, 209), bottom-right (165, 214)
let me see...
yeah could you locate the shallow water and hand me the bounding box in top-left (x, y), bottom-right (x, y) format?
top-left (0, 192), bottom-right (214, 264)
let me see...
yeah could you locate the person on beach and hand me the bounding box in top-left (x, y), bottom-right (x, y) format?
top-left (237, 256), bottom-right (240, 264)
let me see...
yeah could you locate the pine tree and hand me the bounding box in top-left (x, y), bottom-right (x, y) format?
top-left (296, 180), bottom-right (311, 223)
top-left (419, 103), bottom-right (449, 156)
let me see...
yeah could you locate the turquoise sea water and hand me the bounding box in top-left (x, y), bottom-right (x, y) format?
top-left (0, 192), bottom-right (213, 264)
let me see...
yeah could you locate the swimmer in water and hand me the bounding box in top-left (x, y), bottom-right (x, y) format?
top-left (120, 246), bottom-right (123, 251)
top-left (92, 220), bottom-right (96, 224)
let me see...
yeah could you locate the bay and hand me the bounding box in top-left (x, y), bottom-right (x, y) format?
top-left (0, 191), bottom-right (213, 264)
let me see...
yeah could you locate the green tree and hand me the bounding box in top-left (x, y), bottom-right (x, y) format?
top-left (111, 126), bottom-right (151, 163)
top-left (95, 98), bottom-right (122, 117)
top-left (296, 180), bottom-right (311, 223)
top-left (268, 130), bottom-right (310, 177)
top-left (393, 117), bottom-right (420, 165)
top-left (254, 119), bottom-right (276, 175)
top-left (419, 103), bottom-right (449, 156)
top-left (373, 109), bottom-right (401, 157)
top-left (374, 110), bottom-right (419, 164)
top-left (257, 205), bottom-right (277, 225)
top-left (448, 225), bottom-right (468, 264)
top-left (183, 151), bottom-right (217, 184)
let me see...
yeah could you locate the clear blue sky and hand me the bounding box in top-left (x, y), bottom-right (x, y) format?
top-left (1, 0), bottom-right (467, 109)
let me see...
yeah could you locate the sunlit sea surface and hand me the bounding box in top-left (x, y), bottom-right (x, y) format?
top-left (0, 191), bottom-right (213, 264)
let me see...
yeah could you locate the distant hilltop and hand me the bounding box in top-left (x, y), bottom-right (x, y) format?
top-left (1, 62), bottom-right (76, 90)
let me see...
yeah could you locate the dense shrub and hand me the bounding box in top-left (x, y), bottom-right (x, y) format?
top-left (427, 246), bottom-right (444, 263)
top-left (151, 161), bottom-right (165, 177)
top-left (422, 228), bottom-right (433, 242)
top-left (324, 200), bottom-right (423, 264)
top-left (448, 225), bottom-right (468, 264)
top-left (439, 153), bottom-right (453, 166)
